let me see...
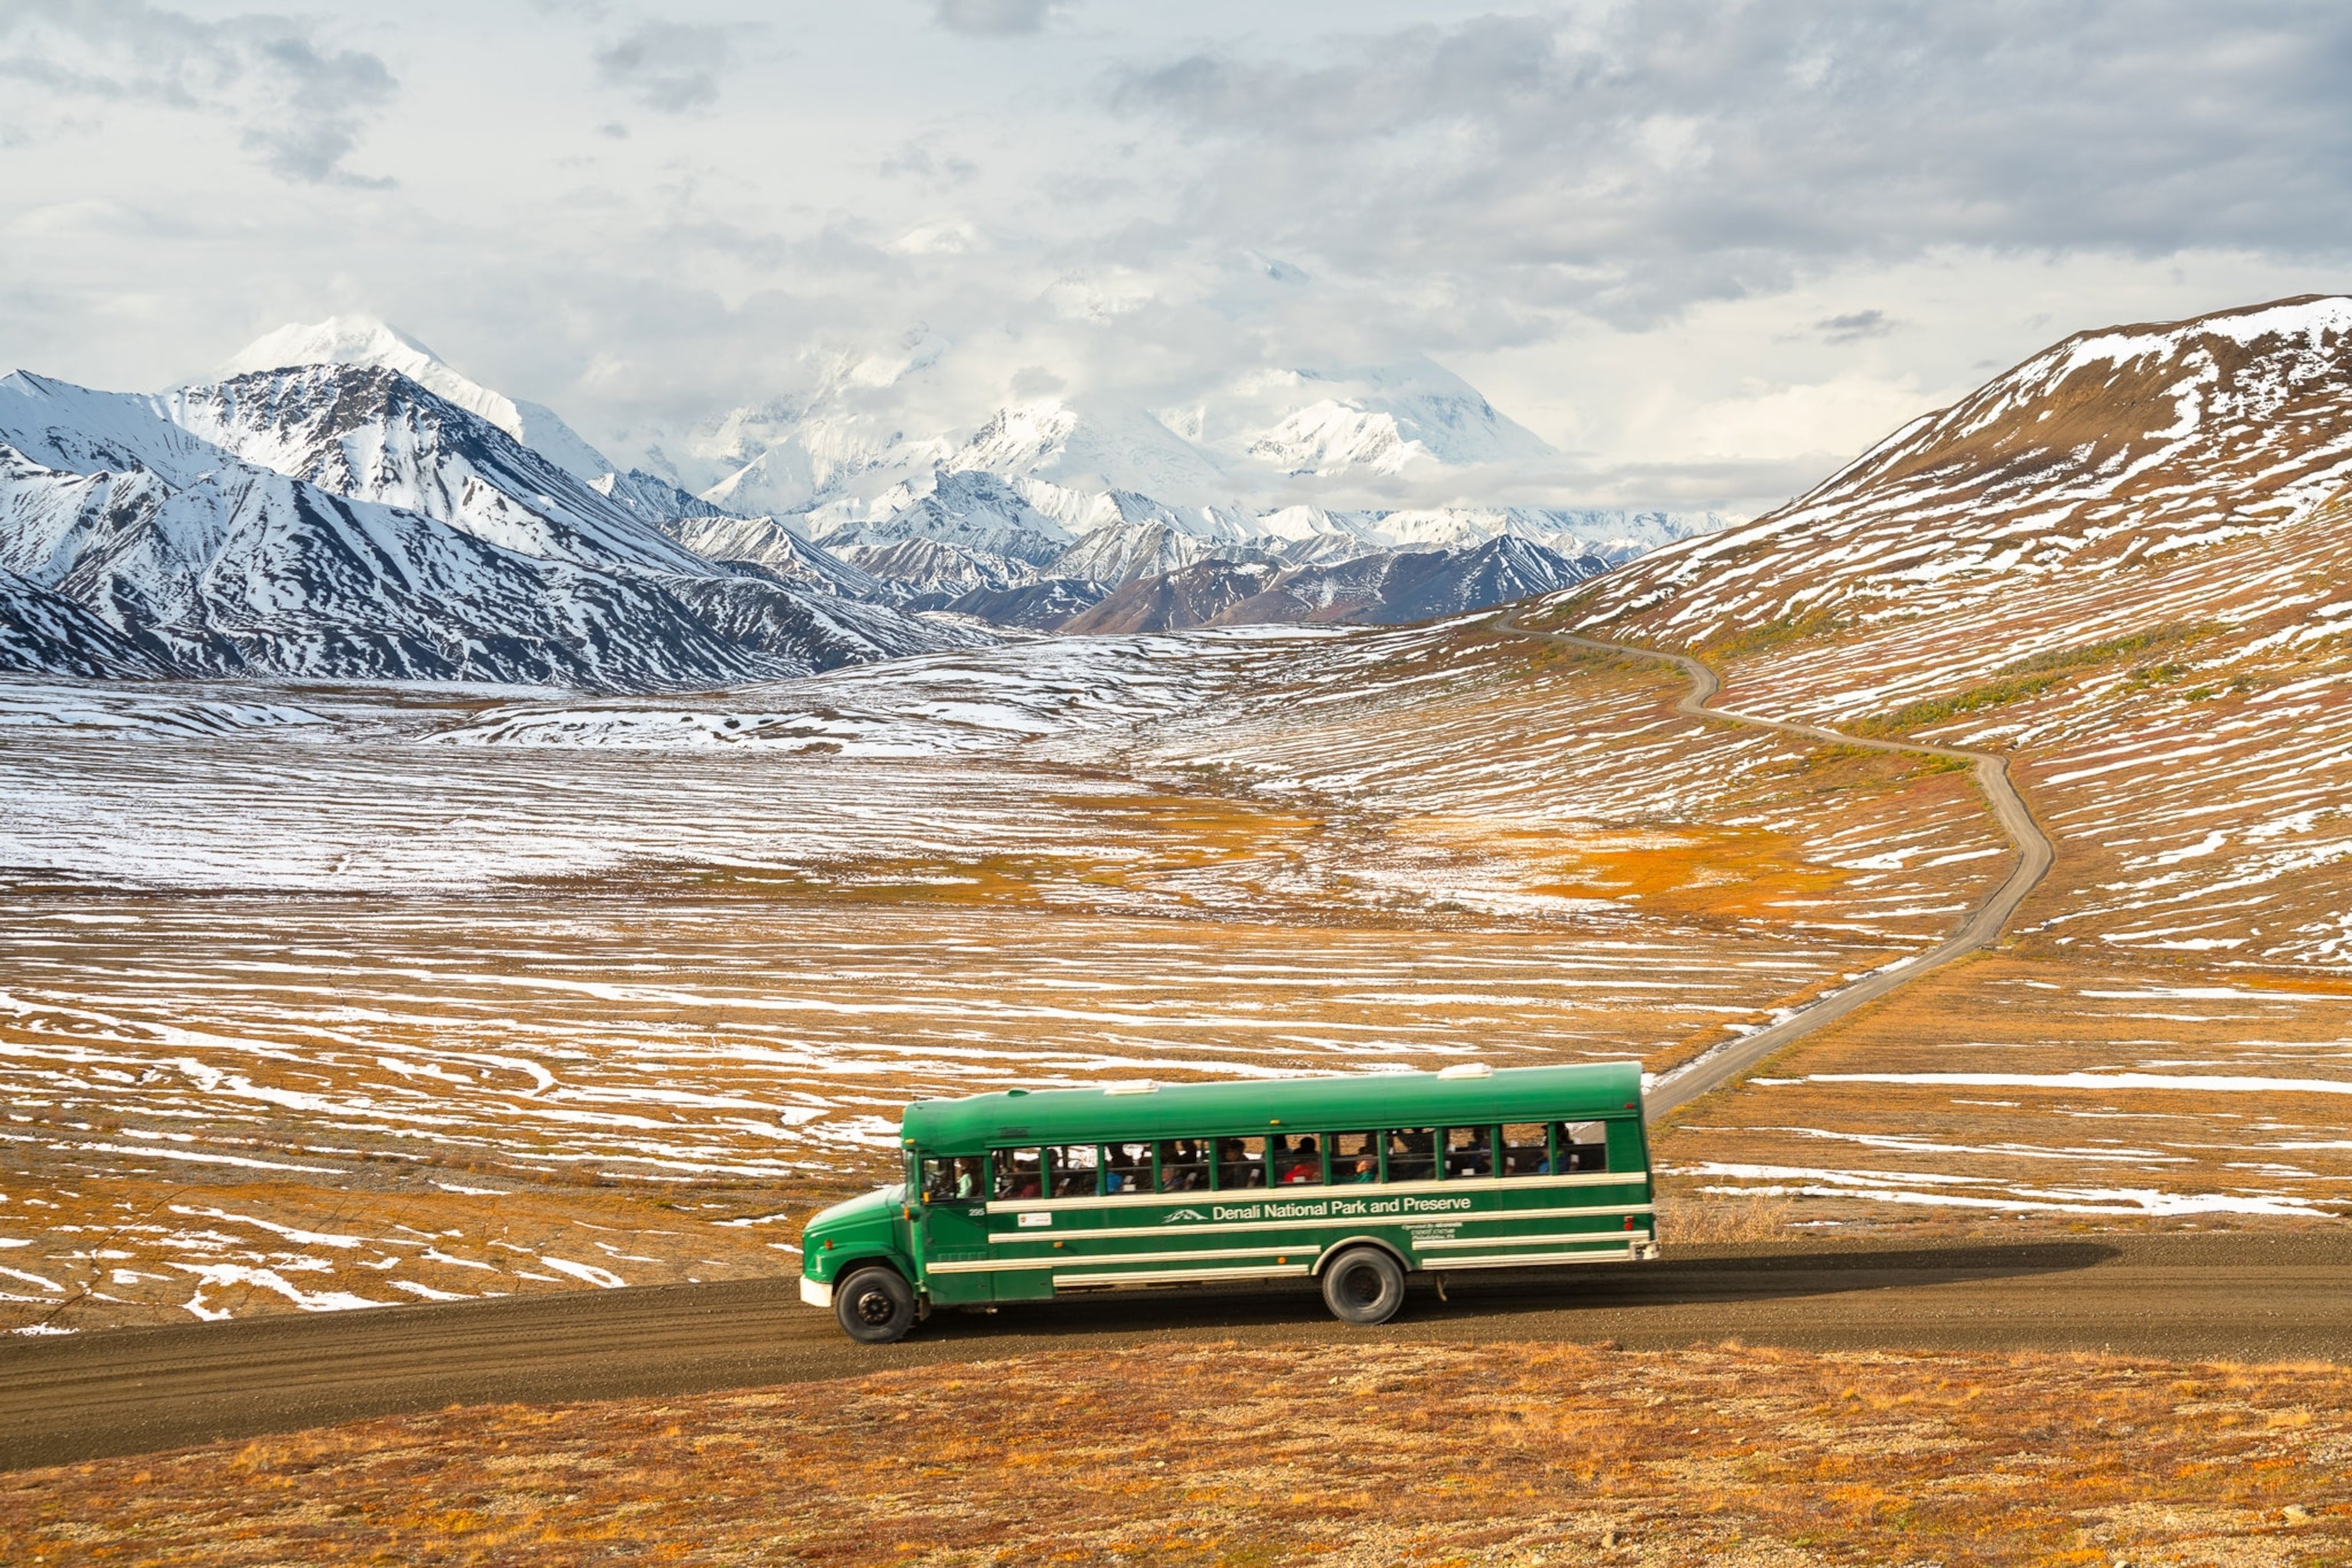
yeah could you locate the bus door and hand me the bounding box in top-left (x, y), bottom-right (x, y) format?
top-left (915, 1155), bottom-right (995, 1304)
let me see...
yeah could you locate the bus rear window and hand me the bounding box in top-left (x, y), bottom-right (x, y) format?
top-left (1500, 1124), bottom-right (1547, 1176)
top-left (921, 1156), bottom-right (985, 1204)
top-left (996, 1148), bottom-right (1044, 1199)
top-left (1442, 1125), bottom-right (1494, 1178)
top-left (1554, 1121), bottom-right (1609, 1172)
top-left (1047, 1144), bottom-right (1098, 1197)
top-left (1384, 1128), bottom-right (1437, 1182)
top-left (1331, 1131), bottom-right (1379, 1183)
top-left (1214, 1135), bottom-right (1267, 1189)
top-left (1158, 1139), bottom-right (1208, 1192)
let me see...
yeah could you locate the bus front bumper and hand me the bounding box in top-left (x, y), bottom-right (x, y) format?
top-left (799, 1276), bottom-right (832, 1309)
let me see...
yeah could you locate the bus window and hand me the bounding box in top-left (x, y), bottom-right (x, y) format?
top-left (1331, 1131), bottom-right (1379, 1184)
top-left (1215, 1135), bottom-right (1267, 1189)
top-left (1047, 1144), bottom-right (1099, 1198)
top-left (1102, 1142), bottom-right (1154, 1194)
top-left (996, 1148), bottom-right (1044, 1200)
top-left (1442, 1125), bottom-right (1494, 1179)
top-left (1552, 1122), bottom-right (1609, 1173)
top-left (1274, 1133), bottom-right (1324, 1187)
top-left (1500, 1124), bottom-right (1547, 1176)
top-left (1158, 1138), bottom-right (1208, 1192)
top-left (1385, 1128), bottom-right (1437, 1182)
top-left (921, 1156), bottom-right (985, 1204)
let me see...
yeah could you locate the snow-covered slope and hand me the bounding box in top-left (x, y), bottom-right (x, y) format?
top-left (1567, 295), bottom-right (2352, 644)
top-left (832, 536), bottom-right (1037, 601)
top-left (821, 469), bottom-right (1073, 567)
top-left (660, 513), bottom-right (890, 600)
top-left (222, 316), bottom-right (615, 483)
top-left (1062, 535), bottom-right (1602, 634)
top-left (1530, 293), bottom-right (2352, 977)
top-left (0, 563), bottom-right (168, 678)
top-left (1047, 518), bottom-right (1218, 586)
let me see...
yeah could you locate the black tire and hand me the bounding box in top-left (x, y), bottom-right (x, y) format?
top-left (834, 1266), bottom-right (916, 1344)
top-left (1321, 1246), bottom-right (1406, 1326)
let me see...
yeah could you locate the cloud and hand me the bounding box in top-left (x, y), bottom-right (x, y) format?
top-left (593, 21), bottom-right (739, 113)
top-left (930, 0), bottom-right (1064, 38)
top-left (1109, 2), bottom-right (2352, 327)
top-left (0, 0), bottom-right (397, 185)
top-left (879, 136), bottom-right (978, 187)
top-left (1814, 309), bottom-right (1896, 344)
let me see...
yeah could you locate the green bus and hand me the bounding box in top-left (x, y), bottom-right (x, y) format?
top-left (799, 1061), bottom-right (1657, 1342)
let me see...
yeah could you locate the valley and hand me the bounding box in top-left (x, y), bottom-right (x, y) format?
top-left (2, 299), bottom-right (2349, 1568)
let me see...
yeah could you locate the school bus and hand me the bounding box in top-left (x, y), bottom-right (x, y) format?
top-left (799, 1061), bottom-right (1657, 1342)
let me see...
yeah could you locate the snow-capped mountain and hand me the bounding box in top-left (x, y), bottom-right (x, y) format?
top-left (2, 315), bottom-right (1733, 684)
top-left (0, 368), bottom-right (985, 687)
top-left (165, 364), bottom-right (712, 574)
top-left (1068, 534), bottom-right (1606, 634)
top-left (819, 470), bottom-right (1074, 567)
top-left (221, 316), bottom-right (615, 484)
top-left (1224, 361), bottom-right (1555, 479)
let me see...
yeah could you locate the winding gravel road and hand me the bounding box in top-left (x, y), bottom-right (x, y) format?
top-left (1493, 613), bottom-right (2056, 1120)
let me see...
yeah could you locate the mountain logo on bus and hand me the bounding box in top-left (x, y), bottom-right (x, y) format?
top-left (1161, 1208), bottom-right (1207, 1223)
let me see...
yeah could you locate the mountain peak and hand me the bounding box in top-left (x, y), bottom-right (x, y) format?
top-left (220, 315), bottom-right (446, 381)
top-left (215, 315), bottom-right (615, 485)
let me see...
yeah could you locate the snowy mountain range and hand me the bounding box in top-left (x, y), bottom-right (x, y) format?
top-left (0, 315), bottom-right (1733, 686)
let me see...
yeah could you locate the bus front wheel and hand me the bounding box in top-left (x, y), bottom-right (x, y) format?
top-left (1320, 1247), bottom-right (1406, 1326)
top-left (835, 1266), bottom-right (916, 1344)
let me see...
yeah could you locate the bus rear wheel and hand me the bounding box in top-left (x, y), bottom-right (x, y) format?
top-left (1321, 1247), bottom-right (1406, 1326)
top-left (835, 1266), bottom-right (916, 1344)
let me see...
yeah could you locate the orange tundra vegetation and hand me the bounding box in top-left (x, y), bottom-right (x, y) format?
top-left (4, 1341), bottom-right (2347, 1566)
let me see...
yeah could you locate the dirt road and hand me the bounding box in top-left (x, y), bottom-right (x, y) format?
top-left (3, 1232), bottom-right (2342, 1472)
top-left (1492, 614), bottom-right (2057, 1119)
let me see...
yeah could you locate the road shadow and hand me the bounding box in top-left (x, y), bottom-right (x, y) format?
top-left (908, 1239), bottom-right (2123, 1342)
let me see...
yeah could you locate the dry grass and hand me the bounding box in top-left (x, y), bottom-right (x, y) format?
top-left (1656, 1192), bottom-right (1796, 1246)
top-left (5, 1340), bottom-right (2349, 1565)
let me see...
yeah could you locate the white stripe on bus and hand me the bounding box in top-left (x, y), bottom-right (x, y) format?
top-left (1423, 1245), bottom-right (1651, 1269)
top-left (1052, 1264), bottom-right (1318, 1289)
top-left (980, 1170), bottom-right (1635, 1215)
top-left (927, 1243), bottom-right (1318, 1275)
top-left (1411, 1230), bottom-right (1651, 1250)
top-left (977, 1201), bottom-right (1655, 1243)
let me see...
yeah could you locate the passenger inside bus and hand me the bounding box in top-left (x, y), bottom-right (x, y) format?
top-left (1444, 1125), bottom-right (1494, 1178)
top-left (1049, 1145), bottom-right (1098, 1197)
top-left (1278, 1135), bottom-right (1322, 1185)
top-left (1217, 1136), bottom-right (1267, 1187)
top-left (1501, 1123), bottom-right (1547, 1176)
top-left (920, 1156), bottom-right (987, 1204)
top-left (1333, 1131), bottom-right (1378, 1182)
top-left (996, 1148), bottom-right (1044, 1199)
top-left (1547, 1122), bottom-right (1610, 1173)
top-left (1158, 1139), bottom-right (1207, 1191)
top-left (1100, 1142), bottom-right (1145, 1192)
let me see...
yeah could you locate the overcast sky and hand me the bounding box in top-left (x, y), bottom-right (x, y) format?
top-left (4, 0), bottom-right (2350, 513)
